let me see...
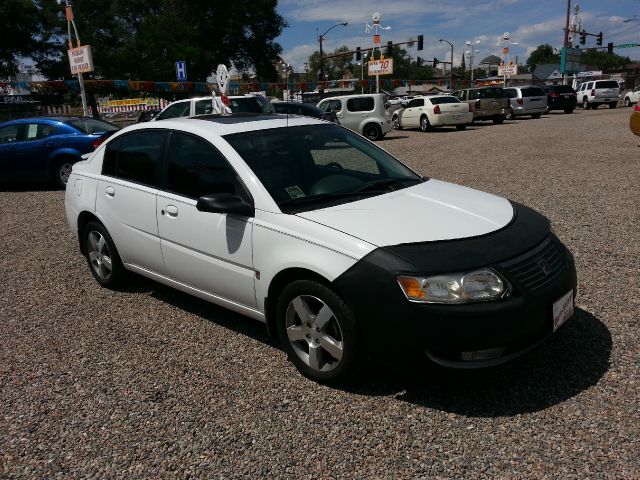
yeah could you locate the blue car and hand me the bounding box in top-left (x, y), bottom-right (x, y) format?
top-left (0, 117), bottom-right (119, 187)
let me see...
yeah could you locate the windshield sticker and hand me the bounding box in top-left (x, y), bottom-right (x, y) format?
top-left (286, 186), bottom-right (305, 199)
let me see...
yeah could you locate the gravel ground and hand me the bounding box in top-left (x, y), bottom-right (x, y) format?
top-left (1, 107), bottom-right (638, 479)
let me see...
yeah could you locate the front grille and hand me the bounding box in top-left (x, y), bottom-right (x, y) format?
top-left (498, 235), bottom-right (567, 293)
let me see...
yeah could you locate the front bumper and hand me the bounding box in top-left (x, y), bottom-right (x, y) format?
top-left (333, 204), bottom-right (578, 368)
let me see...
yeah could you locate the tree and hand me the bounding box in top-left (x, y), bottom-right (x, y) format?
top-left (33, 0), bottom-right (286, 81)
top-left (580, 49), bottom-right (630, 71)
top-left (308, 46), bottom-right (355, 81)
top-left (526, 44), bottom-right (560, 71)
top-left (0, 0), bottom-right (41, 78)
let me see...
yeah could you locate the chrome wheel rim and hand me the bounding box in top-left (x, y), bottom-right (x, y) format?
top-left (58, 163), bottom-right (73, 184)
top-left (87, 231), bottom-right (113, 280)
top-left (421, 118), bottom-right (428, 131)
top-left (285, 295), bottom-right (344, 373)
top-left (392, 116), bottom-right (400, 129)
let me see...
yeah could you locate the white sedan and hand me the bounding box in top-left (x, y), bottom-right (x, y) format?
top-left (624, 87), bottom-right (640, 107)
top-left (392, 95), bottom-right (473, 131)
top-left (64, 114), bottom-right (577, 385)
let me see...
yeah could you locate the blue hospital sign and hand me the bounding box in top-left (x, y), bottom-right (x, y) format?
top-left (175, 61), bottom-right (187, 81)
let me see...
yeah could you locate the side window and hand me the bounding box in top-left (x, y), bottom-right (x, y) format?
top-left (468, 90), bottom-right (478, 100)
top-left (347, 97), bottom-right (375, 112)
top-left (459, 91), bottom-right (467, 101)
top-left (505, 89), bottom-right (517, 98)
top-left (195, 99), bottom-right (213, 115)
top-left (0, 124), bottom-right (21, 144)
top-left (407, 99), bottom-right (423, 108)
top-left (156, 102), bottom-right (191, 120)
top-left (102, 131), bottom-right (164, 186)
top-left (24, 123), bottom-right (56, 141)
top-left (166, 132), bottom-right (246, 200)
top-left (321, 99), bottom-right (342, 113)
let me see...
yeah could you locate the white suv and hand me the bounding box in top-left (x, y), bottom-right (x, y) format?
top-left (576, 80), bottom-right (621, 109)
top-left (317, 94), bottom-right (392, 140)
top-left (64, 114), bottom-right (577, 384)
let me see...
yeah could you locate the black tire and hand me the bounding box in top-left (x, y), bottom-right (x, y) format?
top-left (564, 108), bottom-right (574, 114)
top-left (419, 115), bottom-right (431, 132)
top-left (392, 115), bottom-right (402, 130)
top-left (506, 109), bottom-right (515, 120)
top-left (608, 102), bottom-right (617, 109)
top-left (493, 115), bottom-right (505, 124)
top-left (276, 280), bottom-right (361, 385)
top-left (532, 113), bottom-right (542, 119)
top-left (624, 97), bottom-right (631, 107)
top-left (590, 103), bottom-right (598, 110)
top-left (363, 123), bottom-right (381, 141)
top-left (583, 98), bottom-right (589, 110)
top-left (456, 124), bottom-right (467, 131)
top-left (83, 222), bottom-right (126, 288)
top-left (53, 158), bottom-right (75, 189)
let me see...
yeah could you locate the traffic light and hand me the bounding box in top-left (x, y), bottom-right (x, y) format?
top-left (596, 32), bottom-right (603, 46)
top-left (580, 30), bottom-right (586, 45)
top-left (386, 41), bottom-right (393, 57)
top-left (608, 42), bottom-right (614, 54)
top-left (433, 57), bottom-right (439, 67)
top-left (416, 56), bottom-right (422, 66)
top-left (355, 47), bottom-right (361, 61)
top-left (417, 35), bottom-right (424, 51)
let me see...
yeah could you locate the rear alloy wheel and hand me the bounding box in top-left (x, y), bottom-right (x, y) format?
top-left (83, 222), bottom-right (126, 288)
top-left (506, 109), bottom-right (516, 120)
top-left (420, 115), bottom-right (431, 132)
top-left (624, 97), bottom-right (631, 107)
top-left (276, 280), bottom-right (360, 385)
top-left (363, 123), bottom-right (382, 141)
top-left (54, 159), bottom-right (75, 188)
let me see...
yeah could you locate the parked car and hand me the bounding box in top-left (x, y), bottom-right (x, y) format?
top-left (0, 116), bottom-right (118, 187)
top-left (630, 105), bottom-right (640, 136)
top-left (543, 85), bottom-right (577, 114)
top-left (153, 94), bottom-right (275, 121)
top-left (387, 97), bottom-right (404, 106)
top-left (65, 114), bottom-right (577, 385)
top-left (504, 86), bottom-right (548, 119)
top-left (576, 80), bottom-right (621, 109)
top-left (317, 93), bottom-right (392, 140)
top-left (392, 95), bottom-right (472, 131)
top-left (272, 101), bottom-right (337, 122)
top-left (452, 87), bottom-right (509, 124)
top-left (623, 86), bottom-right (640, 107)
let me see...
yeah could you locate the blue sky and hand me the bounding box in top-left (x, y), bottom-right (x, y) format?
top-left (275, 0), bottom-right (640, 72)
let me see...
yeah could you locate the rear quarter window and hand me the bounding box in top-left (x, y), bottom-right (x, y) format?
top-left (595, 81), bottom-right (619, 89)
top-left (522, 87), bottom-right (546, 97)
top-left (347, 97), bottom-right (375, 112)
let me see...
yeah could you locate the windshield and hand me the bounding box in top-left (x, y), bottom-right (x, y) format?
top-left (65, 118), bottom-right (119, 134)
top-left (224, 124), bottom-right (422, 213)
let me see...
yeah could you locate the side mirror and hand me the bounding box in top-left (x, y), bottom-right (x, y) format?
top-left (196, 193), bottom-right (254, 217)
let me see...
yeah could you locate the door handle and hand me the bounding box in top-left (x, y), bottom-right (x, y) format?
top-left (164, 205), bottom-right (178, 217)
top-left (105, 186), bottom-right (115, 197)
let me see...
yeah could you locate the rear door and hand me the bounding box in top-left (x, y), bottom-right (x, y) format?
top-left (521, 87), bottom-right (547, 110)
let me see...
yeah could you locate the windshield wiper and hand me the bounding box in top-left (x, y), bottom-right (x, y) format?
top-left (280, 191), bottom-right (372, 209)
top-left (353, 177), bottom-right (421, 193)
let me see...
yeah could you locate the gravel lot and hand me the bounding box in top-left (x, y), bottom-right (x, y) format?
top-left (1, 107), bottom-right (638, 479)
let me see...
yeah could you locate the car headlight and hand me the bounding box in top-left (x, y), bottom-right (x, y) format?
top-left (397, 269), bottom-right (507, 304)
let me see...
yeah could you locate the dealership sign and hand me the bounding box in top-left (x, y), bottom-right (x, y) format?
top-left (498, 64), bottom-right (518, 76)
top-left (67, 45), bottom-right (94, 75)
top-left (368, 58), bottom-right (394, 76)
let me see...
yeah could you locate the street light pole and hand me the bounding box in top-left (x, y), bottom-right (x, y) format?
top-left (466, 40), bottom-right (480, 85)
top-left (59, 0), bottom-right (89, 116)
top-left (439, 38), bottom-right (454, 91)
top-left (318, 22), bottom-right (348, 90)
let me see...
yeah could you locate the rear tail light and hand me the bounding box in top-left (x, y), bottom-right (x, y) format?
top-left (433, 105), bottom-right (441, 114)
top-left (516, 98), bottom-right (523, 105)
top-left (91, 137), bottom-right (107, 149)
top-left (634, 105), bottom-right (640, 112)
top-left (591, 89), bottom-right (596, 96)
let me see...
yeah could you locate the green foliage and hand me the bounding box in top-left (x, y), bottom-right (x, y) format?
top-left (580, 49), bottom-right (630, 70)
top-left (0, 0), bottom-right (41, 77)
top-left (30, 0), bottom-right (286, 81)
top-left (526, 44), bottom-right (560, 71)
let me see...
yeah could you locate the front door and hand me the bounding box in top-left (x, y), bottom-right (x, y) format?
top-left (403, 98), bottom-right (425, 127)
top-left (156, 131), bottom-right (256, 308)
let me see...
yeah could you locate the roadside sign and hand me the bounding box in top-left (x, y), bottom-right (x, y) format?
top-left (175, 61), bottom-right (187, 81)
top-left (577, 71), bottom-right (603, 77)
top-left (560, 47), bottom-right (581, 75)
top-left (615, 43), bottom-right (640, 49)
top-left (498, 64), bottom-right (518, 76)
top-left (368, 58), bottom-right (394, 75)
top-left (67, 45), bottom-right (94, 75)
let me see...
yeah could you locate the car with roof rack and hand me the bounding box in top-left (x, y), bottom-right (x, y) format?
top-left (64, 112), bottom-right (578, 385)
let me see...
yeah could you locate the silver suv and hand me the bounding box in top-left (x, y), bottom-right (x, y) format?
top-left (576, 80), bottom-right (621, 109)
top-left (317, 94), bottom-right (392, 140)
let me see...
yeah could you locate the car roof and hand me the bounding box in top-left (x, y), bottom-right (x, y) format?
top-left (0, 116), bottom-right (82, 125)
top-left (319, 93), bottom-right (384, 101)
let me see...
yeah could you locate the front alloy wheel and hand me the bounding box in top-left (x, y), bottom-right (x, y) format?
top-left (277, 280), bottom-right (360, 385)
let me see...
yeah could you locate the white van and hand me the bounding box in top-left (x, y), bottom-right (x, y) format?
top-left (317, 94), bottom-right (392, 140)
